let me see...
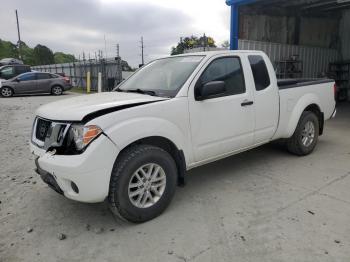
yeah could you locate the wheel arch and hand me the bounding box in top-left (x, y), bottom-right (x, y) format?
top-left (115, 136), bottom-right (187, 186)
top-left (1, 86), bottom-right (15, 94)
top-left (304, 104), bottom-right (324, 135)
top-left (286, 94), bottom-right (323, 138)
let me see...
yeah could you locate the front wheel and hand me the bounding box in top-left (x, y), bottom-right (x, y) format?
top-left (108, 145), bottom-right (177, 223)
top-left (0, 87), bottom-right (13, 97)
top-left (287, 111), bottom-right (319, 156)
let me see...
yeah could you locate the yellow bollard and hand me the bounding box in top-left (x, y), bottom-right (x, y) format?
top-left (86, 71), bottom-right (91, 93)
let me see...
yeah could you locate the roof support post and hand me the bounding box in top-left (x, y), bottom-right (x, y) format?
top-left (226, 0), bottom-right (257, 50)
top-left (230, 4), bottom-right (239, 50)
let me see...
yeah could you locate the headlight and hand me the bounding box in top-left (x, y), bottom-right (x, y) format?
top-left (69, 125), bottom-right (102, 151)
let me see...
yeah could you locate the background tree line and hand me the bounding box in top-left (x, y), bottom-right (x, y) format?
top-left (171, 35), bottom-right (230, 55)
top-left (171, 35), bottom-right (218, 55)
top-left (0, 39), bottom-right (76, 66)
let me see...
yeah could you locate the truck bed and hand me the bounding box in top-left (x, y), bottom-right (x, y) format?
top-left (278, 78), bottom-right (334, 90)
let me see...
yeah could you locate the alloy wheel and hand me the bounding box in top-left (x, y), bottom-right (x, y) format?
top-left (128, 163), bottom-right (166, 208)
top-left (301, 120), bottom-right (315, 147)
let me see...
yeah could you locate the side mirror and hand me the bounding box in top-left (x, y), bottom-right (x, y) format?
top-left (195, 81), bottom-right (226, 101)
top-left (15, 78), bottom-right (20, 82)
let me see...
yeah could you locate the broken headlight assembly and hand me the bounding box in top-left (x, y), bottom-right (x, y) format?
top-left (68, 124), bottom-right (103, 152)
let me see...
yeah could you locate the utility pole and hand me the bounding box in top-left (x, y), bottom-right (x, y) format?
top-left (104, 35), bottom-right (107, 60)
top-left (140, 36), bottom-right (144, 66)
top-left (15, 9), bottom-right (22, 59)
top-left (116, 43), bottom-right (120, 58)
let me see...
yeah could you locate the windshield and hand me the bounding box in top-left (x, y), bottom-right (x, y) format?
top-left (115, 55), bottom-right (204, 97)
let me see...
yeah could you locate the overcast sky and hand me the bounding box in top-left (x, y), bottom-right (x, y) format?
top-left (0, 0), bottom-right (230, 67)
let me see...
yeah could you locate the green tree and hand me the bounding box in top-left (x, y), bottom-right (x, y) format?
top-left (0, 39), bottom-right (18, 59)
top-left (54, 52), bottom-right (76, 64)
top-left (20, 41), bottom-right (35, 65)
top-left (171, 35), bottom-right (217, 55)
top-left (221, 40), bottom-right (230, 49)
top-left (33, 44), bottom-right (54, 65)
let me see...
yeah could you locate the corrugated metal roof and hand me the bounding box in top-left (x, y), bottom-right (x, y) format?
top-left (242, 0), bottom-right (350, 14)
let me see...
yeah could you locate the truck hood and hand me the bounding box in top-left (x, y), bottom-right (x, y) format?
top-left (36, 92), bottom-right (168, 122)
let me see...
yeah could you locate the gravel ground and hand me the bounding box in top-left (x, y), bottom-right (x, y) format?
top-left (0, 93), bottom-right (350, 262)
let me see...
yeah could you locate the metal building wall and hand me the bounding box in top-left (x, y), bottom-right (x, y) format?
top-left (340, 9), bottom-right (350, 60)
top-left (239, 39), bottom-right (340, 78)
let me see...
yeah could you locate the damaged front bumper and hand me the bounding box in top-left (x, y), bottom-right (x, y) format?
top-left (31, 135), bottom-right (120, 203)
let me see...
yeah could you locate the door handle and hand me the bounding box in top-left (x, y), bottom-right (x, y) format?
top-left (241, 100), bottom-right (254, 107)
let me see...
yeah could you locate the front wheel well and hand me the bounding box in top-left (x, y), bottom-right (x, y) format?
top-left (117, 136), bottom-right (186, 186)
top-left (1, 86), bottom-right (14, 93)
top-left (303, 104), bottom-right (324, 135)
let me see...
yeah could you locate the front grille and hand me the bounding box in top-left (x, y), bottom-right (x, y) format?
top-left (35, 118), bottom-right (51, 142)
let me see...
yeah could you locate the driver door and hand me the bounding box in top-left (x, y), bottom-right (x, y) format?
top-left (13, 72), bottom-right (38, 94)
top-left (188, 56), bottom-right (255, 163)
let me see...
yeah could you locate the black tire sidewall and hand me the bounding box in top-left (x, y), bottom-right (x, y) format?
top-left (112, 146), bottom-right (177, 222)
top-left (52, 86), bottom-right (63, 95)
top-left (295, 112), bottom-right (319, 154)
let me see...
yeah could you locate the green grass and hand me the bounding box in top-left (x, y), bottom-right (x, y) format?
top-left (70, 87), bottom-right (97, 94)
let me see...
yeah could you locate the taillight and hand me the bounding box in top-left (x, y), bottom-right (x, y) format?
top-left (63, 76), bottom-right (70, 84)
top-left (333, 83), bottom-right (337, 100)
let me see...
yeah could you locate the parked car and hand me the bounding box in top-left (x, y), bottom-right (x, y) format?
top-left (30, 51), bottom-right (336, 222)
top-left (0, 72), bottom-right (72, 97)
top-left (0, 64), bottom-right (31, 82)
top-left (0, 57), bottom-right (24, 66)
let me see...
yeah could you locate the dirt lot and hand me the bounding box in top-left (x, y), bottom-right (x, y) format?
top-left (1, 93), bottom-right (349, 262)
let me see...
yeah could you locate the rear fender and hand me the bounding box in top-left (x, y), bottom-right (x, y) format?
top-left (286, 94), bottom-right (321, 138)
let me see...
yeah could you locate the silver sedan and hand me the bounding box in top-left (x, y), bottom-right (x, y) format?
top-left (0, 72), bottom-right (72, 97)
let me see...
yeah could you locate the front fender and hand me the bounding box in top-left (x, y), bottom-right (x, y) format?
top-left (103, 117), bottom-right (192, 165)
top-left (285, 93), bottom-right (321, 137)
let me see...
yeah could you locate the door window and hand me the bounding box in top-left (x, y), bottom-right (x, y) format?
top-left (18, 73), bottom-right (36, 81)
top-left (198, 57), bottom-right (246, 97)
top-left (248, 55), bottom-right (271, 91)
top-left (1, 67), bottom-right (15, 78)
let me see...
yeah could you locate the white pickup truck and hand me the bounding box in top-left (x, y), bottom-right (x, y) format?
top-left (30, 51), bottom-right (336, 222)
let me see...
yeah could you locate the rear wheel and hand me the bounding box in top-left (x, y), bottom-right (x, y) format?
top-left (51, 85), bottom-right (63, 95)
top-left (108, 145), bottom-right (177, 223)
top-left (287, 111), bottom-right (319, 156)
top-left (0, 87), bottom-right (13, 97)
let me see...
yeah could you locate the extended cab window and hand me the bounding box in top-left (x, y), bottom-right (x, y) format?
top-left (199, 57), bottom-right (245, 96)
top-left (248, 55), bottom-right (270, 91)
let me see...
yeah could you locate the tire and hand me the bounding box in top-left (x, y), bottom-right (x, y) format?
top-left (51, 85), bottom-right (63, 95)
top-left (0, 87), bottom-right (13, 97)
top-left (108, 145), bottom-right (177, 223)
top-left (287, 111), bottom-right (319, 156)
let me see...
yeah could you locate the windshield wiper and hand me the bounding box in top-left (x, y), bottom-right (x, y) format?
top-left (124, 88), bottom-right (156, 96)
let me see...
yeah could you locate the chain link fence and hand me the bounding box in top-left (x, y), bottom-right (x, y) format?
top-left (32, 58), bottom-right (123, 92)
